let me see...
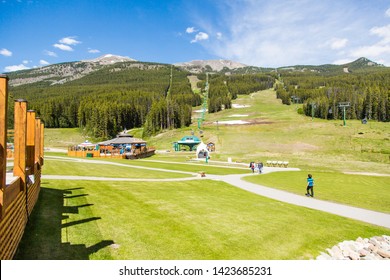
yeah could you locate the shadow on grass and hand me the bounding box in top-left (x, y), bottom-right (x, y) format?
top-left (14, 186), bottom-right (114, 260)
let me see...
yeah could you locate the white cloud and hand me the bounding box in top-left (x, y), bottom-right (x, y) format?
top-left (53, 43), bottom-right (74, 51)
top-left (39, 60), bottom-right (49, 65)
top-left (191, 32), bottom-right (209, 43)
top-left (341, 24), bottom-right (390, 65)
top-left (370, 24), bottom-right (390, 44)
top-left (88, 49), bottom-right (100, 54)
top-left (386, 8), bottom-right (390, 17)
top-left (332, 58), bottom-right (353, 65)
top-left (186, 27), bottom-right (197, 34)
top-left (350, 44), bottom-right (390, 59)
top-left (44, 50), bottom-right (57, 57)
top-left (22, 60), bottom-right (29, 64)
top-left (189, 1), bottom-right (390, 66)
top-left (329, 38), bottom-right (348, 50)
top-left (59, 36), bottom-right (81, 45)
top-left (0, 48), bottom-right (12, 57)
top-left (4, 64), bottom-right (29, 72)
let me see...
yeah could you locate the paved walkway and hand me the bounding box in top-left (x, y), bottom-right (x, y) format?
top-left (211, 174), bottom-right (390, 229)
top-left (17, 155), bottom-right (390, 229)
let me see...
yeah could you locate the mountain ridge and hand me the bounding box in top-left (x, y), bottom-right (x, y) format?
top-left (5, 55), bottom-right (386, 87)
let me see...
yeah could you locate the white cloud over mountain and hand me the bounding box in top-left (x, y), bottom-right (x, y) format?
top-left (88, 49), bottom-right (100, 54)
top-left (4, 64), bottom-right (29, 72)
top-left (59, 37), bottom-right (81, 45)
top-left (40, 60), bottom-right (49, 65)
top-left (190, 1), bottom-right (390, 66)
top-left (44, 50), bottom-right (57, 57)
top-left (53, 43), bottom-right (74, 51)
top-left (0, 48), bottom-right (12, 57)
top-left (186, 27), bottom-right (197, 34)
top-left (191, 32), bottom-right (209, 43)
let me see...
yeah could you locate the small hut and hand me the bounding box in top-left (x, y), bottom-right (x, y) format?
top-left (196, 142), bottom-right (209, 159)
top-left (78, 140), bottom-right (96, 150)
top-left (207, 142), bottom-right (215, 152)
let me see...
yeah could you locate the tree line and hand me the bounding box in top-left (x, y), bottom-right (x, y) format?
top-left (197, 73), bottom-right (275, 113)
top-left (10, 64), bottom-right (202, 139)
top-left (275, 70), bottom-right (390, 122)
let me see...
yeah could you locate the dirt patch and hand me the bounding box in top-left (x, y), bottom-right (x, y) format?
top-left (291, 142), bottom-right (319, 151)
top-left (232, 104), bottom-right (251, 108)
top-left (187, 75), bottom-right (201, 91)
top-left (214, 120), bottom-right (250, 125)
top-left (229, 114), bottom-right (249, 117)
top-left (206, 119), bottom-right (274, 126)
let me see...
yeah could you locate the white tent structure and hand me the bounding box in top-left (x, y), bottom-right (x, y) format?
top-left (196, 142), bottom-right (209, 159)
top-left (78, 140), bottom-right (96, 149)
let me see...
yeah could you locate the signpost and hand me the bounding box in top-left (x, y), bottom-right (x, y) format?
top-left (291, 95), bottom-right (301, 109)
top-left (338, 102), bottom-right (350, 127)
top-left (310, 102), bottom-right (316, 121)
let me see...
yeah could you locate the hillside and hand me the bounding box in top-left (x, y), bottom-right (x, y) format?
top-left (146, 89), bottom-right (390, 175)
top-left (277, 57), bottom-right (385, 74)
top-left (5, 56), bottom-right (386, 87)
top-left (7, 54), bottom-right (136, 87)
top-left (5, 55), bottom-right (390, 140)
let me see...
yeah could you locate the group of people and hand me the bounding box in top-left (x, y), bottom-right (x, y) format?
top-left (249, 161), bottom-right (264, 174)
top-left (249, 161), bottom-right (315, 197)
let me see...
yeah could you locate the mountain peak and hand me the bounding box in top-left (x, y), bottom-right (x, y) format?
top-left (346, 57), bottom-right (382, 67)
top-left (174, 59), bottom-right (247, 73)
top-left (83, 54), bottom-right (136, 64)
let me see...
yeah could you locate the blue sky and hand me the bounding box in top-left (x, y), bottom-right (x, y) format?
top-left (1, 0), bottom-right (390, 72)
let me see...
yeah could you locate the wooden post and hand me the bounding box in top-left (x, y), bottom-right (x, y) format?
top-left (13, 99), bottom-right (28, 191)
top-left (40, 122), bottom-right (44, 165)
top-left (26, 110), bottom-right (36, 173)
top-left (0, 74), bottom-right (8, 218)
top-left (34, 118), bottom-right (41, 164)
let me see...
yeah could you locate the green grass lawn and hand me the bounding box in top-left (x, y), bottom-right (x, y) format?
top-left (244, 171), bottom-right (390, 214)
top-left (43, 157), bottom-right (192, 179)
top-left (15, 179), bottom-right (390, 260)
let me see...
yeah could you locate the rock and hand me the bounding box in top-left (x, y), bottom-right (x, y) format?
top-left (356, 237), bottom-right (364, 243)
top-left (316, 235), bottom-right (390, 260)
top-left (327, 246), bottom-right (344, 259)
top-left (316, 252), bottom-right (332, 260)
top-left (369, 238), bottom-right (379, 246)
top-left (358, 249), bottom-right (369, 257)
top-left (377, 249), bottom-right (390, 258)
top-left (348, 251), bottom-right (360, 260)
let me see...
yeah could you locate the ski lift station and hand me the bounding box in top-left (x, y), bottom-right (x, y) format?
top-left (173, 136), bottom-right (201, 151)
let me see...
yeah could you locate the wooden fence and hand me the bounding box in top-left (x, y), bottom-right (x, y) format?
top-left (0, 74), bottom-right (44, 259)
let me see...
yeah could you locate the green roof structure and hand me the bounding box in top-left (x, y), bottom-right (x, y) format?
top-left (174, 136), bottom-right (201, 151)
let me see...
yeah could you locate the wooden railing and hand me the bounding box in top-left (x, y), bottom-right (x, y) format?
top-left (0, 74), bottom-right (44, 260)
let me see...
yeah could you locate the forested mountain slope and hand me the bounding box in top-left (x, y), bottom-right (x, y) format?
top-left (6, 56), bottom-right (389, 140)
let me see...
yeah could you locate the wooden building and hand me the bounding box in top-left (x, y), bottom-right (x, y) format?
top-left (68, 132), bottom-right (155, 159)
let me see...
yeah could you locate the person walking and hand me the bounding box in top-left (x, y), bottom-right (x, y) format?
top-left (306, 174), bottom-right (314, 197)
top-left (249, 162), bottom-right (255, 173)
top-left (258, 162), bottom-right (263, 174)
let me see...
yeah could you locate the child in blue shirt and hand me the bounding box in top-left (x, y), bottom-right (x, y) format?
top-left (306, 174), bottom-right (314, 197)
